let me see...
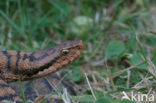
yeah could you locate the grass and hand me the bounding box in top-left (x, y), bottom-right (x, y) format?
top-left (0, 0), bottom-right (156, 103)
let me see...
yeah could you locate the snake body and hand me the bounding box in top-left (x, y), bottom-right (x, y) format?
top-left (0, 40), bottom-right (84, 103)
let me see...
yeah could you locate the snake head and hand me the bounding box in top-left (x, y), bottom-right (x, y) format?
top-left (30, 40), bottom-right (84, 79)
top-left (59, 40), bottom-right (84, 60)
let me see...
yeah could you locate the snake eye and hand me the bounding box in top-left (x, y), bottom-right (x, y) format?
top-left (61, 48), bottom-right (69, 54)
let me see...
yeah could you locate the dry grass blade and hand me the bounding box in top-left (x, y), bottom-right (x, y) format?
top-left (84, 72), bottom-right (97, 100)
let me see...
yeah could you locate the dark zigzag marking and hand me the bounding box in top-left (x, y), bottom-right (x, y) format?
top-left (22, 52), bottom-right (48, 61)
top-left (29, 52), bottom-right (49, 61)
top-left (14, 54), bottom-right (61, 76)
top-left (22, 48), bottom-right (56, 61)
top-left (16, 51), bottom-right (20, 69)
top-left (14, 47), bottom-right (57, 75)
top-left (29, 47), bottom-right (56, 61)
top-left (2, 51), bottom-right (11, 72)
top-left (23, 54), bottom-right (28, 60)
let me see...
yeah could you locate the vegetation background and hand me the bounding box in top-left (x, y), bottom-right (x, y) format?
top-left (0, 0), bottom-right (156, 103)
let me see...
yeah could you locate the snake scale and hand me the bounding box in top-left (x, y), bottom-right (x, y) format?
top-left (0, 40), bottom-right (84, 103)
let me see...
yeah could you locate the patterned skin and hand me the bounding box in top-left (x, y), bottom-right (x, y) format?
top-left (0, 40), bottom-right (84, 103)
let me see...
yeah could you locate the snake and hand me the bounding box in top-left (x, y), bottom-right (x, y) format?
top-left (0, 40), bottom-right (84, 103)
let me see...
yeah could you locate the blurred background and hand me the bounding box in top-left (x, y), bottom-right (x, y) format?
top-left (0, 0), bottom-right (156, 103)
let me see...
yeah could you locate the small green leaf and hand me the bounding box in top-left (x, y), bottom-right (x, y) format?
top-left (69, 67), bottom-right (83, 82)
top-left (129, 53), bottom-right (147, 69)
top-left (145, 35), bottom-right (156, 46)
top-left (105, 41), bottom-right (125, 57)
top-left (127, 34), bottom-right (136, 52)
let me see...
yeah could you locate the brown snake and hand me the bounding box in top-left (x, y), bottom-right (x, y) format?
top-left (0, 40), bottom-right (84, 103)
